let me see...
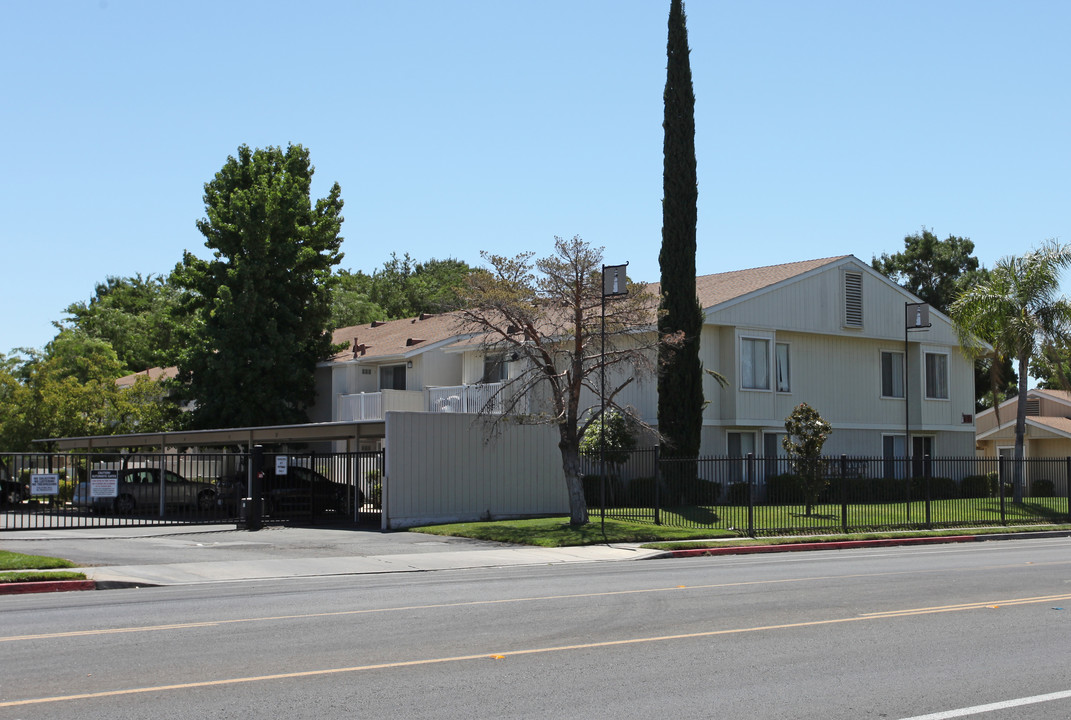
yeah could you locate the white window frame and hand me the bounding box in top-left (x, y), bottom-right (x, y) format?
top-left (880, 350), bottom-right (905, 399)
top-left (739, 332), bottom-right (773, 391)
top-left (775, 342), bottom-right (791, 393)
top-left (924, 350), bottom-right (949, 400)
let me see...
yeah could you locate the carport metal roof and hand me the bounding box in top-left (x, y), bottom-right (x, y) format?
top-left (39, 420), bottom-right (385, 451)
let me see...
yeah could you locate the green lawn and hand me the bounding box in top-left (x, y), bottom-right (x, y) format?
top-left (0, 550), bottom-right (85, 584)
top-left (412, 499), bottom-right (1071, 548)
top-left (411, 517), bottom-right (736, 547)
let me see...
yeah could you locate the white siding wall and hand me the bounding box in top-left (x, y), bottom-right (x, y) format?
top-left (383, 412), bottom-right (568, 528)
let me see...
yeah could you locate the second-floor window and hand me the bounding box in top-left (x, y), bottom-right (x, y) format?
top-left (741, 338), bottom-right (769, 390)
top-left (925, 352), bottom-right (948, 399)
top-left (775, 343), bottom-right (791, 392)
top-left (881, 351), bottom-right (904, 398)
top-left (482, 355), bottom-right (509, 383)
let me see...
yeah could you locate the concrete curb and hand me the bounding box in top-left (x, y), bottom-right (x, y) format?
top-left (0, 579), bottom-right (96, 595)
top-left (652, 531), bottom-right (1071, 558)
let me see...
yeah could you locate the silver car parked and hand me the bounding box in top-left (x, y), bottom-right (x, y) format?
top-left (73, 469), bottom-right (217, 514)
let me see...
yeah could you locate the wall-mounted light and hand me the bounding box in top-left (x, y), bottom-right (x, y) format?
top-left (406, 360), bottom-right (413, 369)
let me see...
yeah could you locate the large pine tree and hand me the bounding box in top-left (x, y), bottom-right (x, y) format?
top-left (657, 0), bottom-right (704, 459)
top-left (174, 144), bottom-right (344, 429)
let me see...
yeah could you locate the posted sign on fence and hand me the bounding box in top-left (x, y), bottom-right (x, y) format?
top-left (90, 469), bottom-right (119, 499)
top-left (30, 473), bottom-right (59, 496)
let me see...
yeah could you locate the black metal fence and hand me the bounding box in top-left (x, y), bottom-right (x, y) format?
top-left (582, 450), bottom-right (1071, 536)
top-left (0, 451), bottom-right (384, 531)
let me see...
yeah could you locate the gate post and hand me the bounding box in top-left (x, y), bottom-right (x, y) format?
top-left (998, 455), bottom-right (1006, 525)
top-left (746, 453), bottom-right (755, 538)
top-left (840, 454), bottom-right (848, 534)
top-left (654, 446), bottom-right (661, 526)
top-left (1065, 457), bottom-right (1070, 522)
top-left (924, 454), bottom-right (932, 529)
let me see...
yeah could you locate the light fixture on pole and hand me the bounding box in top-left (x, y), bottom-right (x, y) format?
top-left (600, 262), bottom-right (629, 530)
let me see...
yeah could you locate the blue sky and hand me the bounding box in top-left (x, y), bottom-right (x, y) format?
top-left (2, 0), bottom-right (1069, 355)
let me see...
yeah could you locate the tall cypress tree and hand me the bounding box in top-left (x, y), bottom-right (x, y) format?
top-left (657, 0), bottom-right (704, 460)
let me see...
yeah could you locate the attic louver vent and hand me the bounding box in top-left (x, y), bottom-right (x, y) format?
top-left (844, 272), bottom-right (863, 328)
top-left (1026, 398), bottom-right (1040, 416)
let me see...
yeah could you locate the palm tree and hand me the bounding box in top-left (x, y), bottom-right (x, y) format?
top-left (951, 241), bottom-right (1071, 501)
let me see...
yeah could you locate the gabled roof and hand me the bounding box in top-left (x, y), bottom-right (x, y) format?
top-left (327, 313), bottom-right (465, 363)
top-left (648, 256), bottom-right (850, 311)
top-left (976, 387), bottom-right (1071, 423)
top-left (976, 415), bottom-right (1071, 442)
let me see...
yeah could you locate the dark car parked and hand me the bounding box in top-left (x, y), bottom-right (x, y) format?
top-left (0, 460), bottom-right (28, 507)
top-left (217, 461), bottom-right (362, 517)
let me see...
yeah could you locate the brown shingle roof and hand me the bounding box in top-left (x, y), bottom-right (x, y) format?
top-left (648, 256), bottom-right (849, 309)
top-left (328, 257), bottom-right (853, 362)
top-left (115, 366), bottom-right (179, 388)
top-left (328, 313), bottom-right (464, 362)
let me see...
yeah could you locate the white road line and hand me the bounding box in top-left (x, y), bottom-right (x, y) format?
top-left (899, 689), bottom-right (1071, 719)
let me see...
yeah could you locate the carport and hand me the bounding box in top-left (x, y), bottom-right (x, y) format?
top-left (2, 421), bottom-right (387, 532)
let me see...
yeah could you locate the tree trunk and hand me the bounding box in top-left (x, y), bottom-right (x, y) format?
top-left (559, 441), bottom-right (589, 526)
top-left (1013, 353), bottom-right (1029, 503)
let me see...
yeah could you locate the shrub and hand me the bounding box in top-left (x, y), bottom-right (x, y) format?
top-left (765, 474), bottom-right (806, 504)
top-left (581, 474), bottom-right (626, 508)
top-left (624, 476), bottom-right (659, 506)
top-left (910, 476), bottom-right (957, 500)
top-left (1032, 479), bottom-right (1055, 497)
top-left (960, 474), bottom-right (994, 498)
top-left (365, 470), bottom-right (382, 509)
top-left (726, 482), bottom-right (750, 505)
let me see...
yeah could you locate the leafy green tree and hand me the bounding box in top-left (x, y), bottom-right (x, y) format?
top-left (329, 256), bottom-right (478, 329)
top-left (456, 236), bottom-right (659, 526)
top-left (657, 0), bottom-right (704, 462)
top-left (58, 274), bottom-right (186, 372)
top-left (951, 241), bottom-right (1071, 502)
top-left (782, 403), bottom-right (832, 516)
top-left (329, 269), bottom-right (385, 328)
top-left (173, 144), bottom-right (344, 429)
top-left (872, 229), bottom-right (988, 312)
top-left (580, 408), bottom-right (639, 467)
top-left (872, 228), bottom-right (1016, 408)
top-left (0, 331), bottom-right (181, 450)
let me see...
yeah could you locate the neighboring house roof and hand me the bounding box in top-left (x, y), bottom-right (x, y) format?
top-left (115, 366), bottom-right (178, 389)
top-left (327, 313), bottom-right (466, 363)
top-left (976, 388), bottom-right (1071, 441)
top-left (977, 415), bottom-right (1071, 442)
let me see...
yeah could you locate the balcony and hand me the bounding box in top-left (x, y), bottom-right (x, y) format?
top-left (425, 382), bottom-right (508, 414)
top-left (337, 383), bottom-right (521, 421)
top-left (336, 390), bottom-right (424, 421)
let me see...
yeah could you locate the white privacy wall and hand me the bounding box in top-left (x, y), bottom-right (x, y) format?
top-left (382, 412), bottom-right (569, 529)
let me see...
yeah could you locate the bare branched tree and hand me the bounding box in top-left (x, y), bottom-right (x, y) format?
top-left (455, 236), bottom-right (662, 526)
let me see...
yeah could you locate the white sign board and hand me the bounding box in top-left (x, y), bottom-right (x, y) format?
top-left (90, 469), bottom-right (119, 498)
top-left (275, 456), bottom-right (288, 476)
top-left (30, 473), bottom-right (60, 496)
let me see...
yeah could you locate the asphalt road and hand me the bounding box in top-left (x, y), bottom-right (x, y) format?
top-left (3, 537), bottom-right (1071, 719)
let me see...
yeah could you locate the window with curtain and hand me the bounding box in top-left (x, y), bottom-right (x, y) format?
top-left (775, 343), bottom-right (790, 392)
top-left (741, 338), bottom-right (769, 390)
top-left (925, 352), bottom-right (948, 399)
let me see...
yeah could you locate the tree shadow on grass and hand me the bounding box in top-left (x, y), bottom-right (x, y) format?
top-left (662, 505), bottom-right (721, 525)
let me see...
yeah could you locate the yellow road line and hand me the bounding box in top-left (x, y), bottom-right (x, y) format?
top-left (4, 560), bottom-right (1068, 644)
top-left (4, 591), bottom-right (1071, 709)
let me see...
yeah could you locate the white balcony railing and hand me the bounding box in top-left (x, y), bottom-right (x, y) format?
top-left (338, 392), bottom-right (383, 421)
top-left (425, 383), bottom-right (507, 414)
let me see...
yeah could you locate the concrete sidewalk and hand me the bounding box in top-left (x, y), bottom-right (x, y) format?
top-left (0, 524), bottom-right (665, 590)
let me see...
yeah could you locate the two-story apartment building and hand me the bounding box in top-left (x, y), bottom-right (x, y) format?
top-left (312, 255), bottom-right (977, 461)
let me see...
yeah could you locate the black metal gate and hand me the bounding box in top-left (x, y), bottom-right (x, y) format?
top-left (0, 451), bottom-right (384, 531)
